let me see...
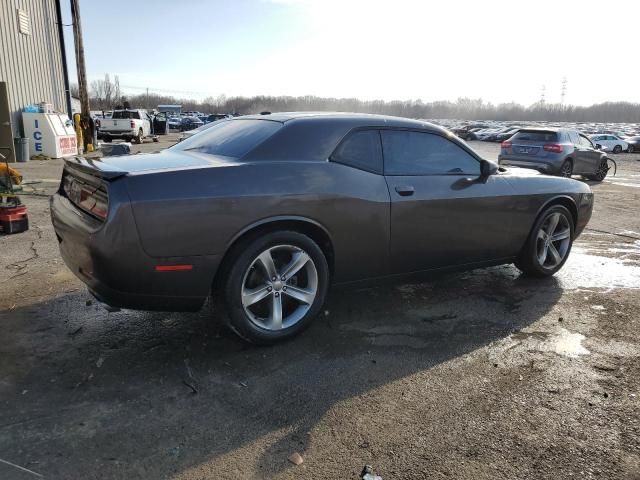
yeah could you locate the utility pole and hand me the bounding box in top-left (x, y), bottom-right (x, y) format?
top-left (560, 77), bottom-right (567, 105)
top-left (540, 85), bottom-right (546, 105)
top-left (146, 87), bottom-right (149, 110)
top-left (70, 0), bottom-right (93, 151)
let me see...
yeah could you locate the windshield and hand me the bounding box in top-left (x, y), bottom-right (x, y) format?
top-left (171, 119), bottom-right (282, 158)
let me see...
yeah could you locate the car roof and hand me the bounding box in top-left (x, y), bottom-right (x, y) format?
top-left (237, 111), bottom-right (443, 131)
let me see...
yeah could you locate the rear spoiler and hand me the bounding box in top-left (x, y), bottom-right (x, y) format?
top-left (64, 156), bottom-right (128, 180)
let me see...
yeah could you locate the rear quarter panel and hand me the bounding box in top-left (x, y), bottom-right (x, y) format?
top-left (125, 161), bottom-right (391, 283)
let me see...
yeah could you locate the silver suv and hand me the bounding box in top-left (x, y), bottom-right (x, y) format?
top-left (498, 128), bottom-right (610, 181)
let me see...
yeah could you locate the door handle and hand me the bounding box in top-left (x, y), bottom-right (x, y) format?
top-left (395, 185), bottom-right (415, 196)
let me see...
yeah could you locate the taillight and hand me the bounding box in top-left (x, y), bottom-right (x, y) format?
top-left (62, 173), bottom-right (109, 220)
top-left (501, 140), bottom-right (512, 149)
top-left (78, 186), bottom-right (108, 219)
top-left (543, 144), bottom-right (564, 153)
top-left (130, 120), bottom-right (135, 129)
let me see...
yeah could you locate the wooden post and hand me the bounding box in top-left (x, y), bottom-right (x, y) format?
top-left (70, 0), bottom-right (93, 151)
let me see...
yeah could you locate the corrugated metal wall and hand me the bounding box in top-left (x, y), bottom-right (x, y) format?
top-left (0, 0), bottom-right (66, 137)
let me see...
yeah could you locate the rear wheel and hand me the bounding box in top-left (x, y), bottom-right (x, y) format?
top-left (613, 145), bottom-right (622, 154)
top-left (134, 128), bottom-right (143, 144)
top-left (559, 159), bottom-right (573, 178)
top-left (515, 205), bottom-right (574, 277)
top-left (223, 231), bottom-right (329, 344)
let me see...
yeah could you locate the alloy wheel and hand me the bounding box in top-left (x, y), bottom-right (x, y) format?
top-left (595, 160), bottom-right (609, 181)
top-left (536, 212), bottom-right (571, 269)
top-left (241, 244), bottom-right (318, 331)
top-left (560, 162), bottom-right (572, 178)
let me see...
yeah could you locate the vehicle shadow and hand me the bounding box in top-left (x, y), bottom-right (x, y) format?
top-left (0, 264), bottom-right (562, 479)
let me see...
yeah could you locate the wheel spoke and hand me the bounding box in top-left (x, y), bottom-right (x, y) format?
top-left (538, 243), bottom-right (549, 265)
top-left (280, 251), bottom-right (310, 279)
top-left (268, 294), bottom-right (283, 330)
top-left (546, 213), bottom-right (560, 235)
top-left (537, 229), bottom-right (546, 241)
top-left (242, 285), bottom-right (271, 307)
top-left (257, 250), bottom-right (277, 280)
top-left (283, 285), bottom-right (315, 305)
top-left (548, 242), bottom-right (562, 266)
top-left (551, 228), bottom-right (570, 242)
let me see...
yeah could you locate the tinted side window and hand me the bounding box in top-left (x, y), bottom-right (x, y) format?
top-left (331, 130), bottom-right (383, 174)
top-left (381, 130), bottom-right (479, 175)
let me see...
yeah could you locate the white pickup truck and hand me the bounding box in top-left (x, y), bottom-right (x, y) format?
top-left (97, 109), bottom-right (152, 144)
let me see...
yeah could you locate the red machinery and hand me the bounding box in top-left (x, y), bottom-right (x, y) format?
top-left (0, 150), bottom-right (29, 234)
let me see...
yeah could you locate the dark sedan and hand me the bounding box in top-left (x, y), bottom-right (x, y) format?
top-left (627, 136), bottom-right (640, 153)
top-left (51, 113), bottom-right (593, 343)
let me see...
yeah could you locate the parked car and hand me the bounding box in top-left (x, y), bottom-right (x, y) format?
top-left (180, 116), bottom-right (204, 131)
top-left (625, 136), bottom-right (640, 153)
top-left (494, 127), bottom-right (521, 143)
top-left (51, 113), bottom-right (593, 344)
top-left (207, 113), bottom-right (231, 123)
top-left (167, 117), bottom-right (182, 130)
top-left (499, 128), bottom-right (611, 181)
top-left (97, 109), bottom-right (152, 144)
top-left (589, 134), bottom-right (629, 153)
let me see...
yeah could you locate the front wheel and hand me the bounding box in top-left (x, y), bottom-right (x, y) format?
top-left (223, 231), bottom-right (329, 344)
top-left (515, 205), bottom-right (574, 277)
top-left (589, 158), bottom-right (609, 182)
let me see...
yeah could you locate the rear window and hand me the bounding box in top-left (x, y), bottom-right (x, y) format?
top-left (171, 119), bottom-right (282, 159)
top-left (112, 110), bottom-right (141, 119)
top-left (512, 130), bottom-right (558, 142)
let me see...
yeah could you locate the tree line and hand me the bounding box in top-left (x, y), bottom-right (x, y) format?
top-left (79, 76), bottom-right (640, 123)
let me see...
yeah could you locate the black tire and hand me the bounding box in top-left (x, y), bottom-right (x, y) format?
top-left (222, 231), bottom-right (329, 344)
top-left (629, 145), bottom-right (634, 153)
top-left (613, 145), bottom-right (622, 154)
top-left (559, 159), bottom-right (573, 178)
top-left (588, 158), bottom-right (609, 182)
top-left (514, 205), bottom-right (574, 277)
top-left (134, 129), bottom-right (143, 144)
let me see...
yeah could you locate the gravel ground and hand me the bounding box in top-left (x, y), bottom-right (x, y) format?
top-left (0, 137), bottom-right (639, 479)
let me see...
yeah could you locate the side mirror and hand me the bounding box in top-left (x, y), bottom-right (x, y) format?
top-left (480, 159), bottom-right (499, 177)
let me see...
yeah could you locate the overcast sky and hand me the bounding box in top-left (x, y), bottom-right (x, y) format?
top-left (61, 0), bottom-right (640, 106)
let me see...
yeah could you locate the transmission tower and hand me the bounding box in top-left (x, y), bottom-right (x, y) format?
top-left (540, 85), bottom-right (546, 105)
top-left (560, 77), bottom-right (567, 104)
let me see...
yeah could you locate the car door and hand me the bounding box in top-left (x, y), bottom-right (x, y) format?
top-left (381, 129), bottom-right (518, 274)
top-left (577, 134), bottom-right (601, 174)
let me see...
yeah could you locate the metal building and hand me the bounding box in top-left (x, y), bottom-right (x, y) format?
top-left (0, 0), bottom-right (70, 162)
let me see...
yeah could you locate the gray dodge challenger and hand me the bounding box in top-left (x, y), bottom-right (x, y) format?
top-left (51, 112), bottom-right (594, 343)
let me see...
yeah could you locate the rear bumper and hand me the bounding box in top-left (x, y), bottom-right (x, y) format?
top-left (498, 155), bottom-right (561, 175)
top-left (98, 130), bottom-right (136, 139)
top-left (50, 187), bottom-right (221, 311)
